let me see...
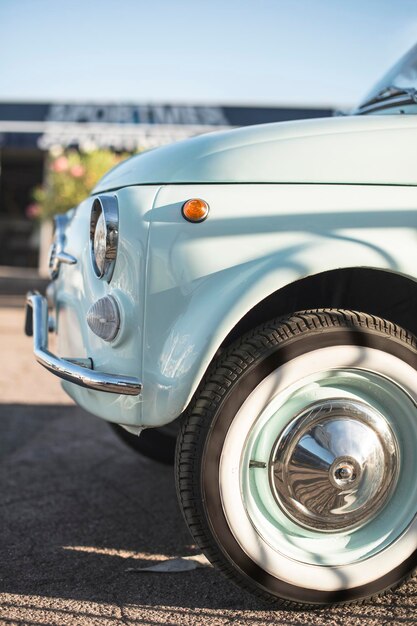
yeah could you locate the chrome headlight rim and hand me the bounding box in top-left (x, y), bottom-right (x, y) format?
top-left (90, 195), bottom-right (119, 282)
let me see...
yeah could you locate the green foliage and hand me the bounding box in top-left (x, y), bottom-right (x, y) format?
top-left (30, 150), bottom-right (131, 220)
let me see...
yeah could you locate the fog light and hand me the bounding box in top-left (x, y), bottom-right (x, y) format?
top-left (87, 296), bottom-right (120, 342)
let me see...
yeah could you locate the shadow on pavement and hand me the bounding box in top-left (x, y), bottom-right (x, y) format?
top-left (1, 403), bottom-right (417, 625)
top-left (0, 404), bottom-right (261, 609)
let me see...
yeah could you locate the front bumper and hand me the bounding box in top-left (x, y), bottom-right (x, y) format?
top-left (25, 292), bottom-right (142, 396)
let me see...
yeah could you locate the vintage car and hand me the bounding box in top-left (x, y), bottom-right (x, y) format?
top-left (26, 43), bottom-right (417, 607)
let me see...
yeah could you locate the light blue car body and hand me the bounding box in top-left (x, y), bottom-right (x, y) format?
top-left (55, 114), bottom-right (417, 428)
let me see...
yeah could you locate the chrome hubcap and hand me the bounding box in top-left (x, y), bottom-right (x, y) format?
top-left (270, 399), bottom-right (399, 532)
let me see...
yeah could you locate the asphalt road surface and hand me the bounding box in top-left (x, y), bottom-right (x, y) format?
top-left (1, 302), bottom-right (417, 625)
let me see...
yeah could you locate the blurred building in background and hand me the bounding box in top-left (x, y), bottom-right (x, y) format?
top-left (0, 101), bottom-right (333, 269)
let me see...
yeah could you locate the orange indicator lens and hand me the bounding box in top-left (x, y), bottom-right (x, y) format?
top-left (182, 198), bottom-right (209, 223)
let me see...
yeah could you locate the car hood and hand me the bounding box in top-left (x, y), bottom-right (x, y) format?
top-left (93, 115), bottom-right (417, 193)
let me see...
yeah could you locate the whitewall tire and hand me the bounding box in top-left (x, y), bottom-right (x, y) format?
top-left (176, 310), bottom-right (417, 607)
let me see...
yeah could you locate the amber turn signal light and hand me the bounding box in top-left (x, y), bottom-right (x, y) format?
top-left (182, 198), bottom-right (210, 223)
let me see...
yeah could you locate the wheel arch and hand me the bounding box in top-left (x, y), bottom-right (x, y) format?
top-left (146, 266), bottom-right (417, 427)
top-left (218, 267), bottom-right (417, 350)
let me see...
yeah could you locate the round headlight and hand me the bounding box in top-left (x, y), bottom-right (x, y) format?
top-left (90, 195), bottom-right (119, 282)
top-left (93, 210), bottom-right (107, 275)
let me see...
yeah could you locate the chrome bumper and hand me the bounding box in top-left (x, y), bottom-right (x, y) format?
top-left (25, 292), bottom-right (142, 396)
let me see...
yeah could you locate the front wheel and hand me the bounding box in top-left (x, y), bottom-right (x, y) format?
top-left (176, 310), bottom-right (417, 607)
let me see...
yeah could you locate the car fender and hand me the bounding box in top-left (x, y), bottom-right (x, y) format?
top-left (143, 182), bottom-right (417, 426)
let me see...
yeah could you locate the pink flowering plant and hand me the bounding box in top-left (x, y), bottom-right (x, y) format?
top-left (30, 149), bottom-right (130, 220)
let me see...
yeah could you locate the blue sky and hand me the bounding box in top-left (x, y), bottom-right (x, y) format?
top-left (1, 0), bottom-right (417, 107)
